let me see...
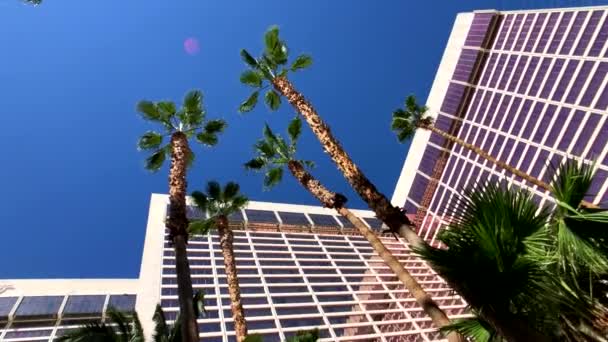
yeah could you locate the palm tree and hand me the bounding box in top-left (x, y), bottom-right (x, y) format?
top-left (58, 293), bottom-right (207, 342)
top-left (417, 161), bottom-right (608, 341)
top-left (190, 181), bottom-right (249, 342)
top-left (137, 90), bottom-right (227, 342)
top-left (56, 308), bottom-right (144, 342)
top-left (244, 119), bottom-right (462, 341)
top-left (391, 95), bottom-right (598, 215)
top-left (237, 26), bottom-right (423, 250)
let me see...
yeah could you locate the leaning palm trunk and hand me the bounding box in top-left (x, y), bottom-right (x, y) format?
top-left (273, 77), bottom-right (424, 248)
top-left (286, 160), bottom-right (462, 342)
top-left (218, 215), bottom-right (248, 341)
top-left (168, 132), bottom-right (199, 342)
top-left (421, 123), bottom-right (597, 209)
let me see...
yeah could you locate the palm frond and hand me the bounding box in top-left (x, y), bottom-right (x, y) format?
top-left (224, 182), bottom-right (240, 200)
top-left (264, 167), bottom-right (283, 189)
top-left (188, 219), bottom-right (214, 236)
top-left (288, 116), bottom-right (302, 144)
top-left (193, 290), bottom-right (207, 318)
top-left (192, 181), bottom-right (249, 221)
top-left (144, 148), bottom-right (167, 172)
top-left (391, 95), bottom-right (432, 143)
top-left (55, 322), bottom-right (119, 341)
top-left (203, 119), bottom-right (227, 135)
top-left (196, 132), bottom-right (218, 146)
top-left (152, 304), bottom-right (169, 342)
top-left (244, 158), bottom-right (267, 170)
top-left (206, 181), bottom-right (221, 200)
top-left (137, 131), bottom-right (163, 151)
top-left (439, 316), bottom-right (500, 342)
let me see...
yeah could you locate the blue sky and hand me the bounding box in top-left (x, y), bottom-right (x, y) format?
top-left (1, 0), bottom-right (606, 278)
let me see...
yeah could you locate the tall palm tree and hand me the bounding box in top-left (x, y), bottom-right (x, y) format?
top-left (237, 26), bottom-right (423, 250)
top-left (244, 119), bottom-right (462, 341)
top-left (391, 95), bottom-right (598, 212)
top-left (417, 161), bottom-right (608, 341)
top-left (189, 181), bottom-right (249, 342)
top-left (137, 90), bottom-right (227, 342)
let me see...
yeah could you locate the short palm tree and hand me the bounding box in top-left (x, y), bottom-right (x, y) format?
top-left (56, 308), bottom-right (144, 342)
top-left (137, 90), bottom-right (226, 342)
top-left (190, 181), bottom-right (249, 342)
top-left (244, 118), bottom-right (461, 340)
top-left (58, 295), bottom-right (207, 342)
top-left (391, 95), bottom-right (597, 224)
top-left (237, 26), bottom-right (424, 253)
top-left (417, 161), bottom-right (608, 341)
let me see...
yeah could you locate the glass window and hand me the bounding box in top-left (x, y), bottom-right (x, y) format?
top-left (251, 238), bottom-right (285, 245)
top-left (302, 268), bottom-right (337, 275)
top-left (291, 246), bottom-right (323, 252)
top-left (14, 296), bottom-right (64, 319)
top-left (312, 285), bottom-right (348, 292)
top-left (267, 286), bottom-right (308, 294)
top-left (288, 240), bottom-right (319, 246)
top-left (257, 245), bottom-right (289, 251)
top-left (334, 261), bottom-right (364, 267)
top-left (192, 278), bottom-right (215, 285)
top-left (257, 252), bottom-right (289, 258)
top-left (198, 322), bottom-right (222, 333)
top-left (271, 295), bottom-right (313, 304)
top-left (236, 260), bottom-right (256, 266)
top-left (326, 247), bottom-right (350, 253)
top-left (284, 233), bottom-right (314, 240)
top-left (363, 217), bottom-right (384, 230)
top-left (322, 304), bottom-right (356, 313)
top-left (277, 212), bottom-right (310, 226)
top-left (62, 295), bottom-right (105, 316)
top-left (322, 241), bottom-right (350, 247)
top-left (328, 314), bottom-right (367, 325)
top-left (299, 261), bottom-right (331, 267)
top-left (262, 268), bottom-right (300, 275)
top-left (295, 253), bottom-right (327, 260)
top-left (265, 277), bottom-right (304, 284)
top-left (4, 329), bottom-right (53, 338)
top-left (307, 276), bottom-right (343, 283)
top-left (0, 297), bottom-right (18, 319)
top-left (107, 295), bottom-right (136, 312)
top-left (245, 209), bottom-right (278, 224)
top-left (276, 305), bottom-right (319, 315)
top-left (234, 287), bottom-right (264, 295)
top-left (259, 260), bottom-right (296, 266)
top-left (316, 294), bottom-right (354, 303)
top-left (308, 213), bottom-right (339, 227)
top-left (280, 316), bottom-right (323, 328)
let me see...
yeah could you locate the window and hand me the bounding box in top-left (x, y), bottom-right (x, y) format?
top-left (14, 296), bottom-right (64, 319)
top-left (62, 295), bottom-right (105, 317)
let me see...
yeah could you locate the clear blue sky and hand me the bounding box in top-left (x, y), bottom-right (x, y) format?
top-left (1, 0), bottom-right (605, 278)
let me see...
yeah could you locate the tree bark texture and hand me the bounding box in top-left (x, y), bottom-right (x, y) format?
top-left (273, 77), bottom-right (425, 247)
top-left (218, 215), bottom-right (248, 341)
top-left (168, 132), bottom-right (199, 342)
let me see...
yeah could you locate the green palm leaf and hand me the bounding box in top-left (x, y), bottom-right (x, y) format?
top-left (239, 91), bottom-right (259, 113)
top-left (137, 131), bottom-right (163, 150)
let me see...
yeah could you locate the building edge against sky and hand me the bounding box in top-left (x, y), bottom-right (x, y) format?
top-left (2, 4), bottom-right (608, 342)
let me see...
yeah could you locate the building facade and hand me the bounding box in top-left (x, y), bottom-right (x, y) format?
top-left (1, 5), bottom-right (608, 342)
top-left (393, 5), bottom-right (608, 245)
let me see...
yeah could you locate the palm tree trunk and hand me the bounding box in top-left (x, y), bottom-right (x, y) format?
top-left (423, 124), bottom-right (597, 208)
top-left (218, 215), bottom-right (248, 341)
top-left (168, 132), bottom-right (199, 342)
top-left (286, 160), bottom-right (464, 342)
top-left (273, 77), bottom-right (424, 248)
